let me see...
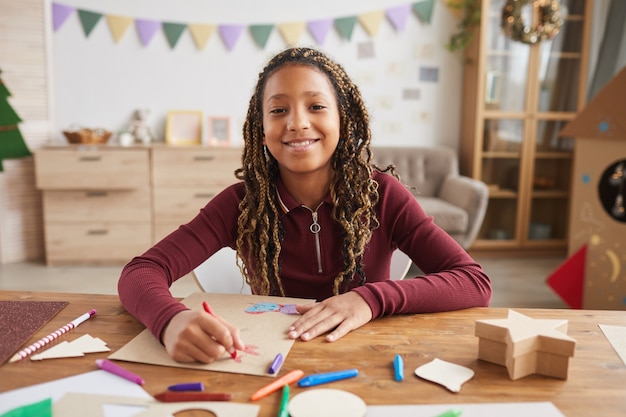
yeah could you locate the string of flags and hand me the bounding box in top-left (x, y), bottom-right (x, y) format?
top-left (51, 0), bottom-right (436, 51)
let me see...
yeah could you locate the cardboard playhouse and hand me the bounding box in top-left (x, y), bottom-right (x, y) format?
top-left (547, 67), bottom-right (626, 310)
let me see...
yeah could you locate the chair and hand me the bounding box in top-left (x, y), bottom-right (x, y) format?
top-left (192, 247), bottom-right (252, 294)
top-left (193, 248), bottom-right (411, 293)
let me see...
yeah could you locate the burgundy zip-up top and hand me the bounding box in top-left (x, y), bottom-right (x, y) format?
top-left (118, 171), bottom-right (491, 340)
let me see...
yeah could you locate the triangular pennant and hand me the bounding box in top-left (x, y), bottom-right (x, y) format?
top-left (77, 9), bottom-right (103, 37)
top-left (358, 11), bottom-right (385, 37)
top-left (0, 129), bottom-right (32, 172)
top-left (249, 24), bottom-right (274, 49)
top-left (278, 22), bottom-right (306, 47)
top-left (105, 15), bottom-right (133, 43)
top-left (52, 3), bottom-right (75, 31)
top-left (412, 0), bottom-right (436, 24)
top-left (219, 24), bottom-right (245, 51)
top-left (307, 19), bottom-right (333, 45)
top-left (386, 4), bottom-right (412, 32)
top-left (188, 23), bottom-right (216, 50)
top-left (135, 19), bottom-right (160, 47)
top-left (162, 22), bottom-right (187, 49)
top-left (334, 16), bottom-right (358, 41)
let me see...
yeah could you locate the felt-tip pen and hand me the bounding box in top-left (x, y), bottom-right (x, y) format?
top-left (297, 368), bottom-right (359, 387)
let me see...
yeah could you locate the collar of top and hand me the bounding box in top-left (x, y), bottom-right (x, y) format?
top-left (275, 176), bottom-right (333, 214)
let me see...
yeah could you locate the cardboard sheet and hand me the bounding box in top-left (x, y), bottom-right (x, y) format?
top-left (109, 292), bottom-right (313, 377)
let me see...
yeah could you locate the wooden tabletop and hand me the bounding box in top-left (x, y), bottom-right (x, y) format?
top-left (1, 291), bottom-right (625, 417)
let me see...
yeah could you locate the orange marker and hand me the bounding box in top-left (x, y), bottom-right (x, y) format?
top-left (202, 301), bottom-right (237, 360)
top-left (250, 369), bottom-right (304, 401)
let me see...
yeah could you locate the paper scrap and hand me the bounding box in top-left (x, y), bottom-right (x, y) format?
top-left (31, 334), bottom-right (109, 360)
top-left (599, 324), bottom-right (626, 366)
top-left (414, 358), bottom-right (474, 392)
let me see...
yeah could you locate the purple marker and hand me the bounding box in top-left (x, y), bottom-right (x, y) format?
top-left (167, 382), bottom-right (204, 391)
top-left (268, 353), bottom-right (283, 374)
top-left (95, 359), bottom-right (145, 385)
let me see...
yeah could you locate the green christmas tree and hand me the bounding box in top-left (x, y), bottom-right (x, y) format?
top-left (0, 68), bottom-right (32, 172)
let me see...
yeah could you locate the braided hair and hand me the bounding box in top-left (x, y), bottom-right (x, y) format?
top-left (235, 47), bottom-right (380, 297)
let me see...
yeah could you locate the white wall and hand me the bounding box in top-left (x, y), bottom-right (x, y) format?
top-left (49, 0), bottom-right (463, 149)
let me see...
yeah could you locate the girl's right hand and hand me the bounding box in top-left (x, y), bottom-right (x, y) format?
top-left (161, 309), bottom-right (245, 363)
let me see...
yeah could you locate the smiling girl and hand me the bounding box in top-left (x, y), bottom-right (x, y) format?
top-left (118, 47), bottom-right (491, 363)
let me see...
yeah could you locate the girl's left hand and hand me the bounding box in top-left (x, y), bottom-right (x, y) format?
top-left (287, 291), bottom-right (373, 342)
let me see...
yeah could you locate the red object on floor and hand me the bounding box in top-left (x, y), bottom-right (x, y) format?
top-left (546, 245), bottom-right (586, 309)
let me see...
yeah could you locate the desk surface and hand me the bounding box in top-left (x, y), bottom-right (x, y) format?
top-left (1, 291), bottom-right (625, 417)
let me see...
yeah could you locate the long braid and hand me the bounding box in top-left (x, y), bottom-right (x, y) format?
top-left (236, 47), bottom-right (379, 296)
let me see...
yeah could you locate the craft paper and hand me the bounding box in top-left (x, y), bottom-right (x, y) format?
top-left (30, 334), bottom-right (109, 360)
top-left (414, 358), bottom-right (474, 392)
top-left (386, 4), bottom-right (411, 32)
top-left (307, 19), bottom-right (333, 45)
top-left (366, 402), bottom-right (565, 417)
top-left (0, 370), bottom-right (151, 415)
top-left (289, 389), bottom-right (366, 417)
top-left (599, 324), bottom-right (626, 366)
top-left (109, 292), bottom-right (313, 377)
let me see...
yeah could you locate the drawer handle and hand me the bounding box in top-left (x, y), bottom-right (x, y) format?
top-left (194, 193), bottom-right (215, 199)
top-left (79, 156), bottom-right (102, 162)
top-left (193, 155), bottom-right (215, 161)
top-left (87, 230), bottom-right (108, 235)
top-left (85, 191), bottom-right (108, 197)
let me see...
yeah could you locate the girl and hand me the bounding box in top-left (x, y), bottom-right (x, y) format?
top-left (118, 47), bottom-right (491, 363)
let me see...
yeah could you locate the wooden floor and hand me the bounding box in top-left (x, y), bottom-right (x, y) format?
top-left (0, 256), bottom-right (568, 308)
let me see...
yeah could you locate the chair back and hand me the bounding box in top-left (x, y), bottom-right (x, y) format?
top-left (192, 247), bottom-right (252, 294)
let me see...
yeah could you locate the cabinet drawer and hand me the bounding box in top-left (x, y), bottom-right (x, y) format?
top-left (153, 186), bottom-right (221, 222)
top-left (44, 222), bottom-right (151, 265)
top-left (152, 147), bottom-right (240, 186)
top-left (43, 189), bottom-right (151, 222)
top-left (35, 148), bottom-right (149, 189)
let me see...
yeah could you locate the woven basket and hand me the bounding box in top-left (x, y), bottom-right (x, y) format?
top-left (63, 128), bottom-right (112, 145)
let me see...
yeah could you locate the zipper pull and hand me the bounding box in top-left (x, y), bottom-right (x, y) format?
top-left (310, 212), bottom-right (321, 234)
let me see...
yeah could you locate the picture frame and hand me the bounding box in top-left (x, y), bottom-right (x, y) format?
top-left (206, 116), bottom-right (231, 147)
top-left (166, 110), bottom-right (203, 145)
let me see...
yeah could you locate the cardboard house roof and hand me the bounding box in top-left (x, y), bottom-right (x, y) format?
top-left (560, 66), bottom-right (626, 139)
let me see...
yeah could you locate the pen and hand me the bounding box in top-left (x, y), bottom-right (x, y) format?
top-left (95, 358), bottom-right (145, 385)
top-left (297, 368), bottom-right (359, 387)
top-left (9, 309), bottom-right (97, 363)
top-left (393, 354), bottom-right (404, 382)
top-left (154, 391), bottom-right (232, 402)
top-left (202, 301), bottom-right (237, 360)
top-left (167, 382), bottom-right (204, 391)
top-left (268, 353), bottom-right (283, 374)
top-left (434, 409), bottom-right (462, 417)
top-left (277, 384), bottom-right (290, 417)
top-left (250, 369), bottom-right (304, 401)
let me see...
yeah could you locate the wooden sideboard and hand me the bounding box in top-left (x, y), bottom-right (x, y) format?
top-left (34, 145), bottom-right (241, 265)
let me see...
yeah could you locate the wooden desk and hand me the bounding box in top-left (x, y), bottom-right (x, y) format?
top-left (1, 291), bottom-right (625, 416)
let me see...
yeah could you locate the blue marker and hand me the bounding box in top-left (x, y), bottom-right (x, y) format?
top-left (393, 354), bottom-right (404, 382)
top-left (297, 368), bottom-right (359, 387)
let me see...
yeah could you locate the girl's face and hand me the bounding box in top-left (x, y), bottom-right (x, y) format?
top-left (262, 64), bottom-right (340, 181)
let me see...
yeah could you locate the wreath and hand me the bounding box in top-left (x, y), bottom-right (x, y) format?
top-left (501, 0), bottom-right (563, 45)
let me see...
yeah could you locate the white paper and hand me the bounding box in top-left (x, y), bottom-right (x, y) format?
top-left (414, 358), bottom-right (474, 392)
top-left (366, 402), bottom-right (565, 417)
top-left (599, 324), bottom-right (626, 366)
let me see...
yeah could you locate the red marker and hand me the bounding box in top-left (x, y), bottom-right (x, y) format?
top-left (202, 301), bottom-right (237, 360)
top-left (154, 391), bottom-right (232, 402)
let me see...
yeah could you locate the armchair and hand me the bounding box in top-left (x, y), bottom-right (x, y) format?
top-left (371, 146), bottom-right (488, 250)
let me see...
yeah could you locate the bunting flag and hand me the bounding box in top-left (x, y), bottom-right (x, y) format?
top-left (106, 15), bottom-right (133, 43)
top-left (77, 9), bottom-right (102, 37)
top-left (162, 22), bottom-right (187, 49)
top-left (334, 16), bottom-right (358, 41)
top-left (52, 3), bottom-right (74, 31)
top-left (188, 23), bottom-right (216, 50)
top-left (307, 19), bottom-right (333, 45)
top-left (386, 4), bottom-right (412, 32)
top-left (219, 24), bottom-right (245, 51)
top-left (135, 19), bottom-right (160, 46)
top-left (358, 11), bottom-right (385, 37)
top-left (278, 22), bottom-right (306, 47)
top-left (51, 0), bottom-right (436, 51)
top-left (249, 24), bottom-right (274, 49)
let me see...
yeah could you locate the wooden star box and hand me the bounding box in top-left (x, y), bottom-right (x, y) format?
top-left (475, 310), bottom-right (576, 380)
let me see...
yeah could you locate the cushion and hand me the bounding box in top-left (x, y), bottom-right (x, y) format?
top-left (418, 196), bottom-right (468, 233)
